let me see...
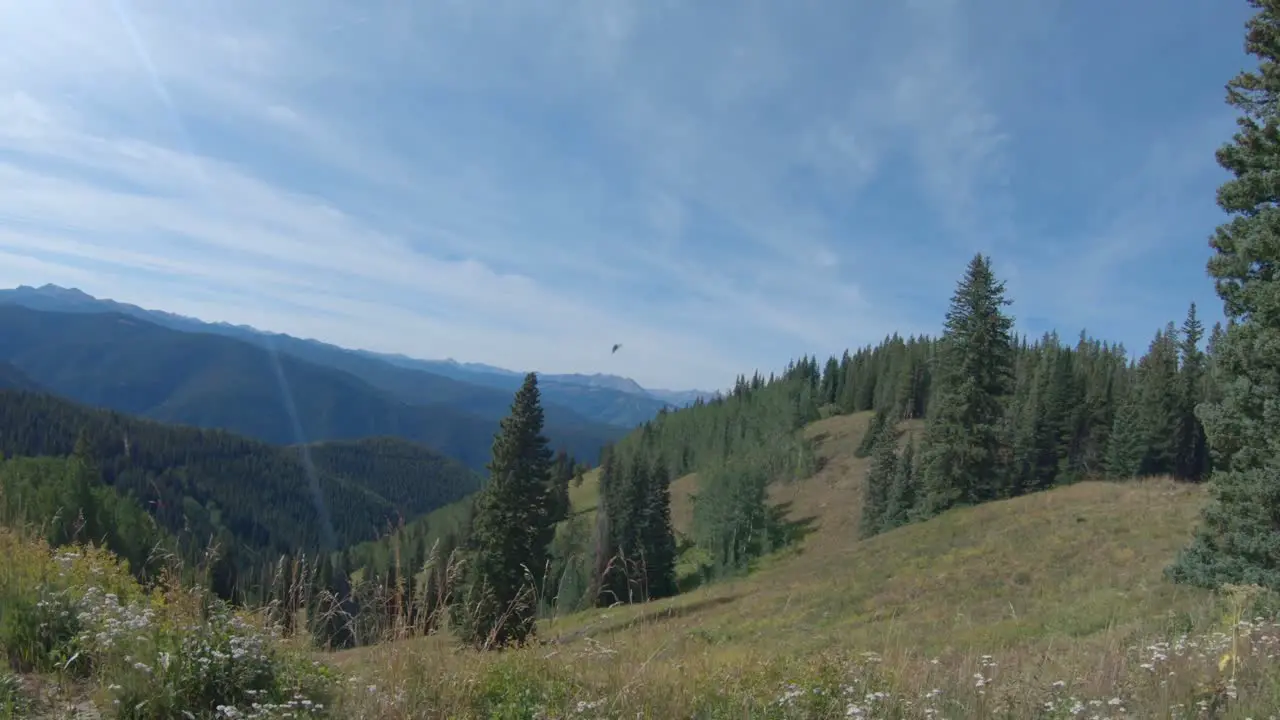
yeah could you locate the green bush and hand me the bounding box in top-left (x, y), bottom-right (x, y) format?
top-left (0, 530), bottom-right (338, 719)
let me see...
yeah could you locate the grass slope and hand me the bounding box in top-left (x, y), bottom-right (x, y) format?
top-left (522, 413), bottom-right (1206, 656)
top-left (7, 411), bottom-right (1278, 717)
top-left (327, 412), bottom-right (1274, 717)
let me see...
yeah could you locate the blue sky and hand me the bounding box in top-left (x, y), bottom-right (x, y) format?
top-left (0, 0), bottom-right (1255, 391)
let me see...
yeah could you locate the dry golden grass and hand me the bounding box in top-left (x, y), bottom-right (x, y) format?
top-left (323, 413), bottom-right (1280, 718)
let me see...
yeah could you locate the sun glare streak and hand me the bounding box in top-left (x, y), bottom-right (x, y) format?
top-left (108, 0), bottom-right (339, 551)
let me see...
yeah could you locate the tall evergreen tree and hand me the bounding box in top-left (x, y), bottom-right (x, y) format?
top-left (1174, 303), bottom-right (1210, 481)
top-left (1169, 0), bottom-right (1280, 590)
top-left (593, 446), bottom-right (624, 606)
top-left (859, 422), bottom-right (901, 539)
top-left (819, 356), bottom-right (841, 407)
top-left (451, 372), bottom-right (555, 648)
top-left (1106, 391), bottom-right (1145, 479)
top-left (548, 449), bottom-right (574, 525)
top-left (917, 254), bottom-right (1016, 515)
top-left (642, 460), bottom-right (678, 600)
top-left (56, 431), bottom-right (101, 547)
top-left (1134, 326), bottom-right (1181, 476)
top-left (854, 410), bottom-right (889, 459)
top-left (882, 438), bottom-right (918, 531)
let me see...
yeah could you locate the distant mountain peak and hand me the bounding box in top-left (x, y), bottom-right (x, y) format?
top-left (22, 283), bottom-right (91, 297)
top-left (0, 283), bottom-right (710, 409)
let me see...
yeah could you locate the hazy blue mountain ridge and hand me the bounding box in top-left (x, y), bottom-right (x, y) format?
top-left (0, 285), bottom-right (717, 428)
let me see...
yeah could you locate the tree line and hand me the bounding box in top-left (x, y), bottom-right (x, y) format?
top-left (857, 256), bottom-right (1218, 539)
top-left (0, 390), bottom-right (482, 599)
top-left (319, 261), bottom-right (1228, 650)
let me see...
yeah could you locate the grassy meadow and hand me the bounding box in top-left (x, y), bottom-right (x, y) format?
top-left (4, 413), bottom-right (1280, 718)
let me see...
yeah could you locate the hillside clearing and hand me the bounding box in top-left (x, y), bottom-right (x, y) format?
top-left (326, 413), bottom-right (1253, 717)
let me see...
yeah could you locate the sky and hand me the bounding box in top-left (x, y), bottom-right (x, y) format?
top-left (0, 0), bottom-right (1257, 392)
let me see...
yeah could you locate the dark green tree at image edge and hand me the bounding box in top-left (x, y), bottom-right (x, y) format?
top-left (1167, 0), bottom-right (1280, 590)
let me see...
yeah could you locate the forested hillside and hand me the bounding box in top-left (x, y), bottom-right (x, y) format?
top-left (0, 452), bottom-right (169, 578)
top-left (0, 304), bottom-right (625, 469)
top-left (324, 255), bottom-right (1223, 651)
top-left (0, 389), bottom-right (482, 599)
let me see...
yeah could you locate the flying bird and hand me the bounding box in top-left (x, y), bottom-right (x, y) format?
top-left (611, 343), bottom-right (622, 354)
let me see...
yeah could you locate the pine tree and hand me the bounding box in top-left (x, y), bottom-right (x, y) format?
top-left (1134, 326), bottom-right (1181, 476)
top-left (594, 446), bottom-right (626, 606)
top-left (819, 356), bottom-right (841, 407)
top-left (859, 422), bottom-right (901, 538)
top-left (1169, 0), bottom-right (1280, 590)
top-left (1047, 347), bottom-right (1085, 483)
top-left (882, 438), bottom-right (918, 531)
top-left (1203, 322), bottom-right (1227, 410)
top-left (1174, 303), bottom-right (1210, 481)
top-left (548, 449), bottom-right (573, 524)
top-left (855, 410), bottom-right (888, 459)
top-left (1106, 390), bottom-right (1145, 478)
top-left (54, 430), bottom-right (101, 547)
top-left (642, 460), bottom-right (678, 600)
top-left (1010, 340), bottom-right (1063, 495)
top-left (619, 456), bottom-right (652, 601)
top-left (451, 372), bottom-right (555, 648)
top-left (917, 254), bottom-right (1016, 515)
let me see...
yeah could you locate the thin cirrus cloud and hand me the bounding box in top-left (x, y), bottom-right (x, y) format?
top-left (0, 0), bottom-right (1254, 390)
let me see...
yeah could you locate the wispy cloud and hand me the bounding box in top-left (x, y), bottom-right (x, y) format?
top-left (0, 0), bottom-right (1255, 389)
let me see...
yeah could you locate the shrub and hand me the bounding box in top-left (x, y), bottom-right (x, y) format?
top-left (0, 529), bottom-right (337, 719)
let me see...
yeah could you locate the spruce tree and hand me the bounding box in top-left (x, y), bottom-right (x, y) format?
top-left (1174, 303), bottom-right (1210, 481)
top-left (855, 410), bottom-right (888, 458)
top-left (917, 254), bottom-right (1016, 515)
top-left (1169, 0), bottom-right (1280, 589)
top-left (1204, 321), bottom-right (1227, 409)
top-left (1047, 347), bottom-right (1085, 483)
top-left (1134, 326), bottom-right (1181, 476)
top-left (619, 455), bottom-right (652, 601)
top-left (1106, 391), bottom-right (1145, 479)
top-left (595, 446), bottom-right (627, 606)
top-left (819, 356), bottom-right (841, 407)
top-left (54, 431), bottom-right (101, 548)
top-left (882, 438), bottom-right (918, 531)
top-left (548, 449), bottom-right (573, 524)
top-left (1010, 340), bottom-right (1061, 495)
top-left (642, 460), bottom-right (678, 600)
top-left (859, 422), bottom-right (901, 538)
top-left (452, 372), bottom-right (554, 648)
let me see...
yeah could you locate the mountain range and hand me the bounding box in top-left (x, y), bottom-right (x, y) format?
top-left (0, 302), bottom-right (622, 470)
top-left (0, 284), bottom-right (716, 424)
